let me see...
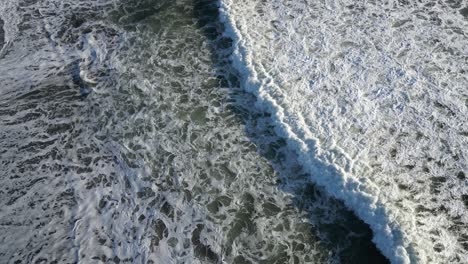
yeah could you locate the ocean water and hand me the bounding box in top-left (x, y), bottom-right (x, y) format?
top-left (0, 0), bottom-right (391, 263)
top-left (0, 0), bottom-right (465, 264)
top-left (220, 0), bottom-right (467, 263)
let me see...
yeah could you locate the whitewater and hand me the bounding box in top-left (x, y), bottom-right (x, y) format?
top-left (0, 0), bottom-right (393, 263)
top-left (0, 0), bottom-right (466, 263)
top-left (220, 0), bottom-right (468, 263)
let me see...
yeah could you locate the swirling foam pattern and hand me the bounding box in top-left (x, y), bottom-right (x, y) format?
top-left (0, 0), bottom-right (392, 263)
top-left (220, 0), bottom-right (468, 263)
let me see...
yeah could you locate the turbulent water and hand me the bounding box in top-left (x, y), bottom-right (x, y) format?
top-left (0, 0), bottom-right (466, 264)
top-left (220, 0), bottom-right (468, 263)
top-left (0, 0), bottom-right (392, 263)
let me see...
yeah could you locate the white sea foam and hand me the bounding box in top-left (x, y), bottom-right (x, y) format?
top-left (0, 0), bottom-right (20, 58)
top-left (0, 0), bottom-right (20, 40)
top-left (1, 1), bottom-right (372, 263)
top-left (219, 0), bottom-right (468, 263)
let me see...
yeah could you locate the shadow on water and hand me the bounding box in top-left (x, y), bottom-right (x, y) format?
top-left (0, 18), bottom-right (4, 47)
top-left (192, 0), bottom-right (390, 263)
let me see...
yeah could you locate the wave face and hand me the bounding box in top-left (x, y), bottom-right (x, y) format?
top-left (220, 0), bottom-right (468, 263)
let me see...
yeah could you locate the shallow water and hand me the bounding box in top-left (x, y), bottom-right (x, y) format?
top-left (0, 0), bottom-right (389, 263)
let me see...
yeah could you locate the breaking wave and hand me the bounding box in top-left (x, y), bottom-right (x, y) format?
top-left (219, 0), bottom-right (468, 263)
